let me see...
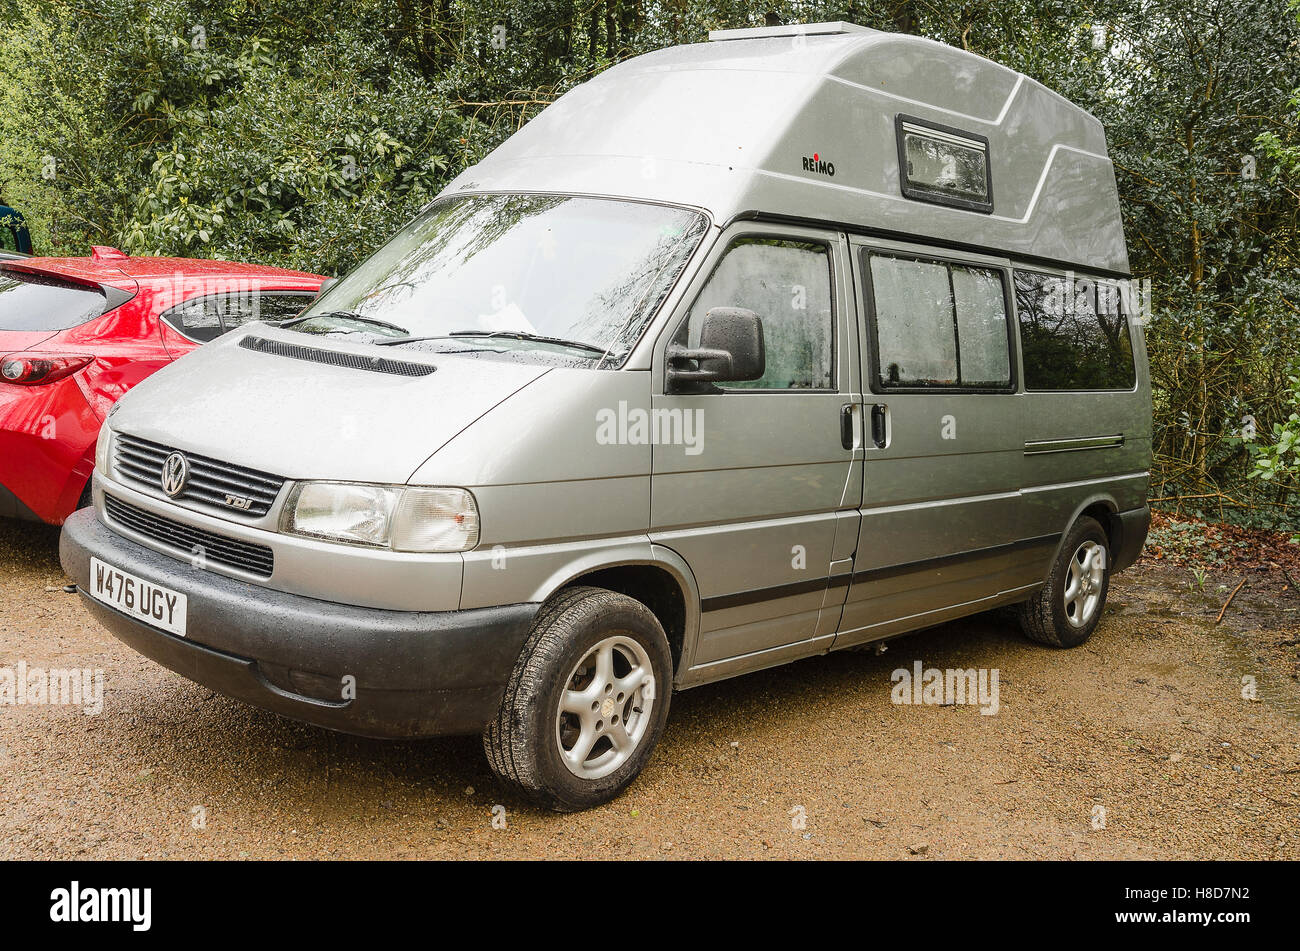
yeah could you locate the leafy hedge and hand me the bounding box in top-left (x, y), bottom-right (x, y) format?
top-left (2, 0), bottom-right (1299, 523)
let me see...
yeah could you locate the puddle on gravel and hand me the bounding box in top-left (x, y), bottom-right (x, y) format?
top-left (1139, 610), bottom-right (1300, 723)
top-left (1109, 588), bottom-right (1300, 722)
top-left (1203, 625), bottom-right (1300, 723)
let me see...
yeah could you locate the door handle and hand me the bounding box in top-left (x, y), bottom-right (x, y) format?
top-left (840, 403), bottom-right (855, 450)
top-left (870, 404), bottom-right (887, 449)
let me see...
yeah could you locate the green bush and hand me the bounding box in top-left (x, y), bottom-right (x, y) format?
top-left (2, 0), bottom-right (1300, 524)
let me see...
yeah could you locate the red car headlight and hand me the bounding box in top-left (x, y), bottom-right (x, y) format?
top-left (0, 353), bottom-right (94, 386)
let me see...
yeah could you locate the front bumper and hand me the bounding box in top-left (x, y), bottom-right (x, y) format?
top-left (60, 509), bottom-right (539, 738)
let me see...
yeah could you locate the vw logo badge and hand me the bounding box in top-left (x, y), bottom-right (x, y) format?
top-left (161, 452), bottom-right (190, 498)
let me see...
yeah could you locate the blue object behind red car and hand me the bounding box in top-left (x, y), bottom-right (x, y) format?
top-left (0, 204), bottom-right (32, 255)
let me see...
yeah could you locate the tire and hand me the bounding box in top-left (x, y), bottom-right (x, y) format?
top-left (1018, 516), bottom-right (1111, 648)
top-left (483, 586), bottom-right (673, 811)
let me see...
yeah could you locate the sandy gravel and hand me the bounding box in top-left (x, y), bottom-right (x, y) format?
top-left (1, 517), bottom-right (1297, 859)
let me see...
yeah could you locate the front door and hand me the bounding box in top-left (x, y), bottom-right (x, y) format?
top-left (650, 224), bottom-right (862, 675)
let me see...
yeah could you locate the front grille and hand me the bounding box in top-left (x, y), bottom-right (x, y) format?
top-left (239, 335), bottom-right (436, 377)
top-left (103, 494), bottom-right (275, 578)
top-left (114, 433), bottom-right (285, 517)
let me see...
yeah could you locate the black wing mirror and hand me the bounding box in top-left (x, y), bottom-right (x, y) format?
top-left (667, 307), bottom-right (765, 392)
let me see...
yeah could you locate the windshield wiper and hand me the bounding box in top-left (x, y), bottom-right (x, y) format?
top-left (372, 334), bottom-right (464, 347)
top-left (278, 311), bottom-right (410, 336)
top-left (454, 330), bottom-right (607, 355)
top-left (376, 330), bottom-right (611, 360)
top-left (377, 330), bottom-right (606, 355)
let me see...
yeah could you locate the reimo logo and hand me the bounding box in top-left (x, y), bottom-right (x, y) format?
top-left (801, 152), bottom-right (835, 177)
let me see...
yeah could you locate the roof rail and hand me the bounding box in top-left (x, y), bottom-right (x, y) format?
top-left (708, 21), bottom-right (878, 42)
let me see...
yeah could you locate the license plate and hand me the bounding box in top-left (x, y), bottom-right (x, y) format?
top-left (88, 557), bottom-right (188, 637)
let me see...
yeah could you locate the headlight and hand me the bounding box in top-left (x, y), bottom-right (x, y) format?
top-left (281, 482), bottom-right (480, 553)
top-left (94, 421), bottom-right (113, 477)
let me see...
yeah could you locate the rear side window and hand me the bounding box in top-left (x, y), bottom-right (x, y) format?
top-left (0, 270), bottom-right (106, 331)
top-left (866, 252), bottom-right (1012, 389)
top-left (1014, 270), bottom-right (1136, 390)
top-left (163, 291), bottom-right (313, 342)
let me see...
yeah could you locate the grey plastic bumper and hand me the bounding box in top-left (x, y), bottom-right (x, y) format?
top-left (59, 509), bottom-right (539, 738)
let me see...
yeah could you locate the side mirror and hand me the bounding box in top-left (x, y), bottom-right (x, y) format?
top-left (314, 277), bottom-right (338, 300)
top-left (667, 307), bottom-right (765, 391)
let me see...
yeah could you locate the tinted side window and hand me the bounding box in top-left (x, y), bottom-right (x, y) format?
top-left (220, 292), bottom-right (312, 331)
top-left (867, 252), bottom-right (1011, 389)
top-left (163, 297), bottom-right (223, 342)
top-left (163, 291), bottom-right (313, 342)
top-left (870, 255), bottom-right (955, 384)
top-left (257, 294), bottom-right (312, 323)
top-left (0, 270), bottom-right (106, 331)
top-left (1014, 270), bottom-right (1136, 390)
top-left (678, 238), bottom-right (834, 390)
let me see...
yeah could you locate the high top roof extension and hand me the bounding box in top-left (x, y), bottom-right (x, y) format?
top-left (445, 24), bottom-right (1128, 275)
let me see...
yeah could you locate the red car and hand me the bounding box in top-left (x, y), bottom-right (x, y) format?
top-left (0, 247), bottom-right (324, 524)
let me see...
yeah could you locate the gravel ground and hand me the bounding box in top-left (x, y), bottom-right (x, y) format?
top-left (1, 517), bottom-right (1297, 860)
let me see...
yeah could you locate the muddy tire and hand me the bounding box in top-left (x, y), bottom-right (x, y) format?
top-left (1018, 516), bottom-right (1111, 648)
top-left (483, 586), bottom-right (672, 812)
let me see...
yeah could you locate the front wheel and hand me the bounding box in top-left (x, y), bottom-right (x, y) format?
top-left (483, 586), bottom-right (672, 811)
top-left (1018, 516), bottom-right (1111, 648)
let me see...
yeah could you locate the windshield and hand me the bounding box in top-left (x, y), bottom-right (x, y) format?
top-left (288, 194), bottom-right (708, 364)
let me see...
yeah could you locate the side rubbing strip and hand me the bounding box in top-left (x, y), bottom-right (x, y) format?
top-left (848, 533), bottom-right (1060, 585)
top-left (1024, 434), bottom-right (1124, 455)
top-left (700, 576), bottom-right (832, 613)
top-left (700, 534), bottom-right (1062, 613)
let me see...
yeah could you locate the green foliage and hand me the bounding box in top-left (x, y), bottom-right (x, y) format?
top-left (1087, 0), bottom-right (1300, 525)
top-left (0, 0), bottom-right (469, 273)
top-left (1247, 371), bottom-right (1300, 486)
top-left (2, 0), bottom-right (1300, 522)
top-left (121, 39), bottom-right (456, 272)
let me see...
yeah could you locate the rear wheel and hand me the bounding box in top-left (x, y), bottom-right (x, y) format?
top-left (483, 586), bottom-right (672, 811)
top-left (1018, 516), bottom-right (1110, 648)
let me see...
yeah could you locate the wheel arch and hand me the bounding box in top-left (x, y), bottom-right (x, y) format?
top-left (1040, 493), bottom-right (1121, 584)
top-left (536, 546), bottom-right (701, 680)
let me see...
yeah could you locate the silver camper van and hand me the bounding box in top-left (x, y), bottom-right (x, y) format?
top-left (61, 23), bottom-right (1151, 810)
